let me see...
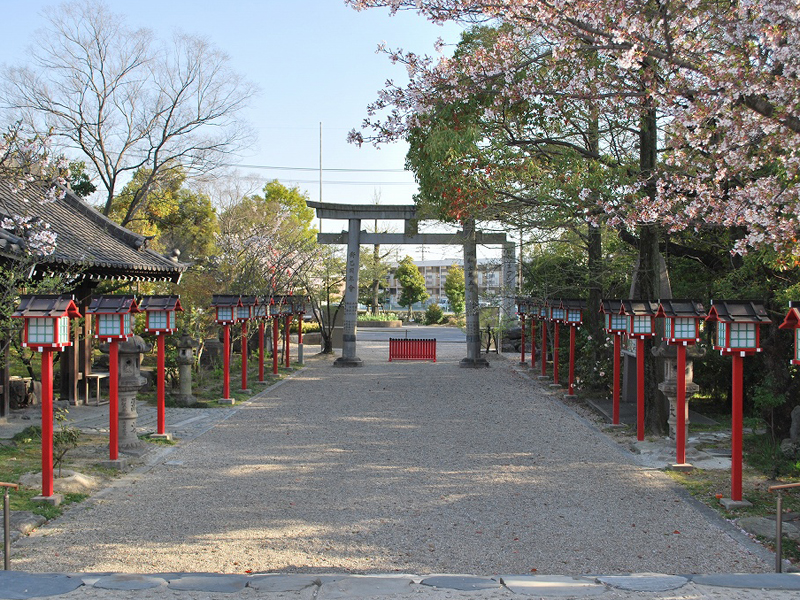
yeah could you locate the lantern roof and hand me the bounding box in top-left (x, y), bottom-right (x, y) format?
top-left (86, 294), bottom-right (140, 315)
top-left (620, 299), bottom-right (658, 317)
top-left (561, 299), bottom-right (587, 311)
top-left (599, 299), bottom-right (622, 315)
top-left (779, 301), bottom-right (800, 330)
top-left (656, 299), bottom-right (705, 319)
top-left (12, 294), bottom-right (82, 319)
top-left (705, 300), bottom-right (771, 324)
top-left (240, 296), bottom-right (258, 307)
top-left (138, 295), bottom-right (183, 313)
top-left (210, 294), bottom-right (243, 309)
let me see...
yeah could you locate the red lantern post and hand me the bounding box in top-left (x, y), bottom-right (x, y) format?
top-left (238, 296), bottom-right (256, 391)
top-left (211, 295), bottom-right (241, 404)
top-left (620, 300), bottom-right (658, 442)
top-left (139, 295), bottom-right (183, 439)
top-left (549, 300), bottom-right (566, 386)
top-left (562, 300), bottom-right (587, 397)
top-left (516, 297), bottom-right (529, 366)
top-left (706, 300), bottom-right (771, 506)
top-left (539, 304), bottom-right (549, 378)
top-left (86, 295), bottom-right (140, 462)
top-left (600, 300), bottom-right (627, 425)
top-left (269, 295), bottom-right (283, 375)
top-left (254, 297), bottom-right (268, 382)
top-left (12, 295), bottom-right (81, 502)
top-left (656, 299), bottom-right (705, 468)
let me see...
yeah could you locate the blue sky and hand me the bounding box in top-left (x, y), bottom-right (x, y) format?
top-left (0, 0), bottom-right (465, 209)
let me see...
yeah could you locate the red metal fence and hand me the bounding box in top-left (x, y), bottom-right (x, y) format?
top-left (388, 338), bottom-right (437, 362)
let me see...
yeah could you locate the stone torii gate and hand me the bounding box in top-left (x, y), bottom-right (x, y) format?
top-left (307, 201), bottom-right (515, 368)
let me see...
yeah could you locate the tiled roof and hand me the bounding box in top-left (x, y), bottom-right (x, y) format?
top-left (0, 180), bottom-right (186, 282)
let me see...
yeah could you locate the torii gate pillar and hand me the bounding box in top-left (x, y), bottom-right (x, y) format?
top-left (334, 218), bottom-right (364, 367)
top-left (460, 219), bottom-right (489, 368)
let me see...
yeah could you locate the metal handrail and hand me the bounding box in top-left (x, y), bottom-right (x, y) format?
top-left (768, 482), bottom-right (800, 573)
top-left (1, 482), bottom-right (19, 570)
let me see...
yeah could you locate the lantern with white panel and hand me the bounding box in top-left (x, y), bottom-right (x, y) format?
top-left (85, 295), bottom-right (140, 464)
top-left (620, 299), bottom-right (658, 442)
top-left (600, 299), bottom-right (626, 424)
top-left (706, 300), bottom-right (771, 506)
top-left (12, 295), bottom-right (82, 502)
top-left (561, 300), bottom-right (587, 397)
top-left (210, 295), bottom-right (242, 404)
top-left (656, 299), bottom-right (706, 468)
top-left (139, 295), bottom-right (183, 439)
top-left (779, 301), bottom-right (800, 365)
top-left (282, 295), bottom-right (296, 369)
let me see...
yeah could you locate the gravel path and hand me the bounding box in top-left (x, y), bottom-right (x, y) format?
top-left (12, 340), bottom-right (771, 576)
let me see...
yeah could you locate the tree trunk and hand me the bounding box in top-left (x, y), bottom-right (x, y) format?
top-left (638, 63), bottom-right (669, 436)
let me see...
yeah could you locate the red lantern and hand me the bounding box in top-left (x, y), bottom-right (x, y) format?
top-left (705, 300), bottom-right (771, 505)
top-left (139, 295), bottom-right (183, 335)
top-left (13, 294), bottom-right (81, 351)
top-left (600, 299), bottom-right (625, 425)
top-left (211, 294), bottom-right (241, 325)
top-left (779, 301), bottom-right (800, 365)
top-left (86, 295), bottom-right (140, 341)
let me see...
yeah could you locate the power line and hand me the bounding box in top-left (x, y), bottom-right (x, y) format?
top-left (278, 179), bottom-right (415, 186)
top-left (232, 163), bottom-right (410, 174)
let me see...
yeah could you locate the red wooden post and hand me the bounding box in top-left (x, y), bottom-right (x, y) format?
top-left (676, 343), bottom-right (687, 465)
top-left (272, 318), bottom-right (279, 375)
top-left (541, 321), bottom-right (548, 377)
top-left (40, 348), bottom-right (54, 497)
top-left (731, 354), bottom-right (744, 501)
top-left (567, 325), bottom-right (576, 395)
top-left (109, 340), bottom-right (119, 460)
top-left (636, 337), bottom-right (645, 441)
top-left (530, 319), bottom-right (536, 369)
top-left (433, 339), bottom-right (437, 362)
top-left (519, 315), bottom-right (526, 365)
top-left (258, 321), bottom-right (265, 382)
top-left (553, 322), bottom-right (560, 385)
top-left (612, 334), bottom-right (621, 425)
top-left (222, 324), bottom-right (231, 400)
top-left (157, 334), bottom-right (165, 435)
top-left (241, 320), bottom-right (248, 390)
top-left (284, 315), bottom-right (291, 368)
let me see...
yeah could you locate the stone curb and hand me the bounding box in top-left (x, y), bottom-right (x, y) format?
top-left (2, 571), bottom-right (800, 599)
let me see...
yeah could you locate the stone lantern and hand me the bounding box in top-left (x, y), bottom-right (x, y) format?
top-left (175, 333), bottom-right (198, 406)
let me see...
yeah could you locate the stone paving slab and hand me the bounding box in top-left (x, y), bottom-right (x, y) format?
top-left (595, 574), bottom-right (689, 592)
top-left (0, 572), bottom-right (83, 599)
top-left (316, 575), bottom-right (418, 598)
top-left (167, 574), bottom-right (249, 593)
top-left (690, 573), bottom-right (800, 589)
top-left (420, 575), bottom-right (500, 591)
top-left (500, 575), bottom-right (606, 596)
top-left (92, 573), bottom-right (166, 590)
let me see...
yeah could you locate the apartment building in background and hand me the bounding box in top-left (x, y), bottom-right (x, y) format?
top-left (384, 259), bottom-right (503, 309)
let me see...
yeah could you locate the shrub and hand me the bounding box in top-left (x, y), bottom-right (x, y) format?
top-left (424, 304), bottom-right (444, 325)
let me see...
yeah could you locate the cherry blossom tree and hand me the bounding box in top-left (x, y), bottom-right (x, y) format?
top-left (347, 0), bottom-right (800, 260)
